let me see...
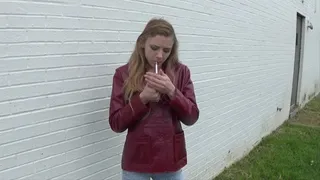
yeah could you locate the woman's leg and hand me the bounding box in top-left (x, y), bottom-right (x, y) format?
top-left (122, 170), bottom-right (151, 180)
top-left (151, 169), bottom-right (184, 180)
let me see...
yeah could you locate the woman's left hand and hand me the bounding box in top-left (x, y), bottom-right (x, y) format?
top-left (144, 69), bottom-right (176, 97)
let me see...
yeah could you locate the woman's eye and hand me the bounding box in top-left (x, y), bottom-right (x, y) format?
top-left (151, 46), bottom-right (158, 50)
top-left (163, 48), bottom-right (171, 53)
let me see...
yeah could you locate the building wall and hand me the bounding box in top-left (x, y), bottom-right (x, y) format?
top-left (0, 0), bottom-right (319, 180)
top-left (296, 1), bottom-right (320, 106)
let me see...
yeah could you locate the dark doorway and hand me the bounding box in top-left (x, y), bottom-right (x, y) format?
top-left (290, 13), bottom-right (305, 112)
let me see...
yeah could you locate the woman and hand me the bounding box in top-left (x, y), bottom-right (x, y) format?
top-left (109, 18), bottom-right (199, 180)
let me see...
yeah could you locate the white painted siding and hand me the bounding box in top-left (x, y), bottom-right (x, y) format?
top-left (0, 0), bottom-right (319, 180)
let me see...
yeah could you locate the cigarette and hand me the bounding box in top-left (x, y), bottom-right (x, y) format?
top-left (155, 62), bottom-right (158, 74)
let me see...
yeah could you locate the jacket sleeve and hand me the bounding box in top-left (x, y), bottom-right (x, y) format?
top-left (108, 69), bottom-right (150, 133)
top-left (169, 66), bottom-right (199, 126)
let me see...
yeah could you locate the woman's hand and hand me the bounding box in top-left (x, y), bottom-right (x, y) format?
top-left (139, 84), bottom-right (160, 104)
top-left (144, 69), bottom-right (176, 98)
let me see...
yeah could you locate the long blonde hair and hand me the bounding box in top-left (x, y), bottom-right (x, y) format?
top-left (123, 18), bottom-right (179, 101)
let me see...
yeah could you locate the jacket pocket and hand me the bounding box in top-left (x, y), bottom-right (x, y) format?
top-left (173, 131), bottom-right (187, 163)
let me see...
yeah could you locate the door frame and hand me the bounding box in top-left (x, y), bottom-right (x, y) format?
top-left (290, 12), bottom-right (305, 114)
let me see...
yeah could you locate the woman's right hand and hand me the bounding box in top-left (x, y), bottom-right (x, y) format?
top-left (139, 84), bottom-right (160, 104)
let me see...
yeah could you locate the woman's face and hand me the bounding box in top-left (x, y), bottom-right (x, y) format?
top-left (144, 35), bottom-right (174, 70)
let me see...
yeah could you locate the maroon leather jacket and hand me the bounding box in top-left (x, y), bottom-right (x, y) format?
top-left (108, 62), bottom-right (199, 173)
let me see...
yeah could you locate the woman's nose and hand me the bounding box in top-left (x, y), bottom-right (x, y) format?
top-left (156, 51), bottom-right (163, 59)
